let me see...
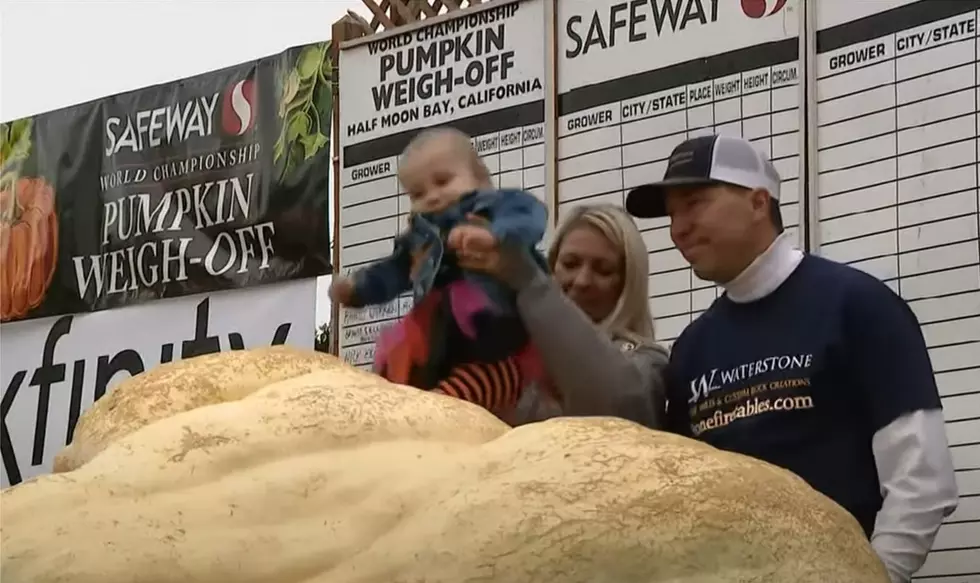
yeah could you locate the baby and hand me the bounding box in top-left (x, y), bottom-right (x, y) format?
top-left (330, 126), bottom-right (550, 417)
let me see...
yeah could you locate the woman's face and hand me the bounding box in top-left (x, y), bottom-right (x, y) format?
top-left (553, 224), bottom-right (625, 324)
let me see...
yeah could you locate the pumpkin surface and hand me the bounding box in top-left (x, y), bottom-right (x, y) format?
top-left (0, 176), bottom-right (58, 322)
top-left (1, 349), bottom-right (890, 583)
top-left (53, 345), bottom-right (340, 473)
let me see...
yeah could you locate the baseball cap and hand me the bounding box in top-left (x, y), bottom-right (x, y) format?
top-left (625, 134), bottom-right (782, 219)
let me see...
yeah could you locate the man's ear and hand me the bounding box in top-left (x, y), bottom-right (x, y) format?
top-left (749, 188), bottom-right (771, 219)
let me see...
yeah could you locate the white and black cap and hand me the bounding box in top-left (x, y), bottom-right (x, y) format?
top-left (625, 134), bottom-right (782, 219)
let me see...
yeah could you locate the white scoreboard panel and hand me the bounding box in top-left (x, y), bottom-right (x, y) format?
top-left (815, 1), bottom-right (980, 579)
top-left (555, 0), bottom-right (803, 348)
top-left (334, 0), bottom-right (980, 571)
top-left (336, 0), bottom-right (547, 369)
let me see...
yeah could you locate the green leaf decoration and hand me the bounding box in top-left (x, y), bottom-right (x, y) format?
top-left (300, 132), bottom-right (328, 161)
top-left (287, 79), bottom-right (315, 116)
top-left (0, 117), bottom-right (33, 190)
top-left (312, 132), bottom-right (328, 152)
top-left (279, 70), bottom-right (301, 118)
top-left (299, 134), bottom-right (318, 159)
top-left (285, 111), bottom-right (311, 142)
top-left (273, 41), bottom-right (333, 182)
top-left (273, 132), bottom-right (286, 163)
top-left (296, 45), bottom-right (323, 80)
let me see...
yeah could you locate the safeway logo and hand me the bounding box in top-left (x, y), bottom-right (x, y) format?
top-left (221, 78), bottom-right (256, 136)
top-left (741, 0), bottom-right (787, 19)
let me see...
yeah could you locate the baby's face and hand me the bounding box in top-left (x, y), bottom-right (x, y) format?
top-left (400, 139), bottom-right (482, 214)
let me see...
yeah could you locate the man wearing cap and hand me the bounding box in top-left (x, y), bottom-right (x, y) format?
top-left (626, 135), bottom-right (958, 583)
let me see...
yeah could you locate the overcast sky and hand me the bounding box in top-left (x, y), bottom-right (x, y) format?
top-left (1, 0), bottom-right (371, 324)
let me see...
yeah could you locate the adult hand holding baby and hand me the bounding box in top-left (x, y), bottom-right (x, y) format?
top-left (450, 214), bottom-right (503, 275)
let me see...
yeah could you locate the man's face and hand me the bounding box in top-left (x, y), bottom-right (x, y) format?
top-left (665, 183), bottom-right (769, 284)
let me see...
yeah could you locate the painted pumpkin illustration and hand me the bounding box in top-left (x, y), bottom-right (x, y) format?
top-left (0, 176), bottom-right (58, 322)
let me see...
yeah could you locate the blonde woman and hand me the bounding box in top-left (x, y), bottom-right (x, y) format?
top-left (455, 203), bottom-right (668, 426)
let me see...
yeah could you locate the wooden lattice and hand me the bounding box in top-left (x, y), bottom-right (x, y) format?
top-left (347, 0), bottom-right (486, 36)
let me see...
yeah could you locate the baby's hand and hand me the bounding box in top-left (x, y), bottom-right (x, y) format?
top-left (448, 224), bottom-right (496, 254)
top-left (328, 277), bottom-right (356, 305)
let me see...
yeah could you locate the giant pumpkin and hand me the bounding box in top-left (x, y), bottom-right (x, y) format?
top-left (53, 346), bottom-right (342, 472)
top-left (1, 347), bottom-right (890, 583)
top-left (0, 176), bottom-right (58, 321)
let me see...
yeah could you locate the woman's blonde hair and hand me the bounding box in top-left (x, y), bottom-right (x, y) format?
top-left (547, 204), bottom-right (656, 345)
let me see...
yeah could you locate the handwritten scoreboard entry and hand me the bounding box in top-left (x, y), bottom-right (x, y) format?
top-left (555, 0), bottom-right (803, 347)
top-left (816, 2), bottom-right (980, 579)
top-left (337, 0), bottom-right (548, 368)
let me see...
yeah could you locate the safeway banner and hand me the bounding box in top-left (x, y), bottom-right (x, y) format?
top-left (0, 41), bottom-right (333, 323)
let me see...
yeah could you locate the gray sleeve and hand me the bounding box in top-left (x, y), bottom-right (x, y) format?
top-left (502, 383), bottom-right (564, 427)
top-left (870, 409), bottom-right (959, 583)
top-left (504, 255), bottom-right (668, 428)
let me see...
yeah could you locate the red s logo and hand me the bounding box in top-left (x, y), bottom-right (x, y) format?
top-left (221, 78), bottom-right (256, 136)
top-left (741, 0), bottom-right (788, 19)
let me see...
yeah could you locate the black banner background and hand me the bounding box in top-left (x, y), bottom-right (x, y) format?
top-left (0, 41), bottom-right (333, 324)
